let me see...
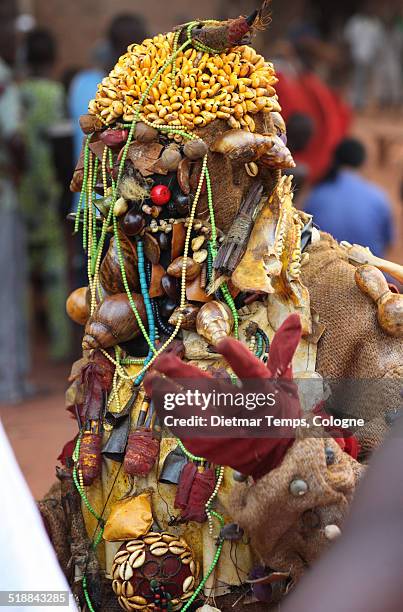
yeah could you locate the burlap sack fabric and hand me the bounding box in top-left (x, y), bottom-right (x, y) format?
top-left (230, 435), bottom-right (364, 583)
top-left (193, 114), bottom-right (275, 232)
top-left (37, 482), bottom-right (71, 579)
top-left (302, 233), bottom-right (403, 455)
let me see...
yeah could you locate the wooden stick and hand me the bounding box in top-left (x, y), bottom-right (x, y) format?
top-left (213, 181), bottom-right (265, 276)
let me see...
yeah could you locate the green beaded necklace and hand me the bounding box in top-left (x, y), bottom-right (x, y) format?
top-left (72, 22), bottom-right (246, 609)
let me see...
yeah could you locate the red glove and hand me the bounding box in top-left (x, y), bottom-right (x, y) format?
top-left (145, 314), bottom-right (303, 480)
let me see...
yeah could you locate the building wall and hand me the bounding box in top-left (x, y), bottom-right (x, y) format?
top-left (31, 0), bottom-right (222, 74)
top-left (30, 0), bottom-right (290, 75)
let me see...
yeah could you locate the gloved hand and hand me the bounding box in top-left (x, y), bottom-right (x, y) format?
top-left (144, 314), bottom-right (303, 480)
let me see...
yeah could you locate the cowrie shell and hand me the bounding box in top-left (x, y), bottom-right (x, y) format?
top-left (119, 561), bottom-right (133, 581)
top-left (114, 551), bottom-right (130, 564)
top-left (112, 579), bottom-right (122, 595)
top-left (169, 545), bottom-right (186, 555)
top-left (121, 582), bottom-right (134, 598)
top-left (132, 551), bottom-right (146, 569)
top-left (183, 576), bottom-right (195, 593)
top-left (150, 543), bottom-right (169, 556)
top-left (128, 596), bottom-right (147, 604)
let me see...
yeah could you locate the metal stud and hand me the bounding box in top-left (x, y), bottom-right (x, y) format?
top-left (233, 471), bottom-right (248, 482)
top-left (324, 524), bottom-right (341, 540)
top-left (325, 447), bottom-right (336, 466)
top-left (289, 478), bottom-right (308, 497)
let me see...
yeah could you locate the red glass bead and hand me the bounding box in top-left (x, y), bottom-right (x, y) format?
top-left (150, 185), bottom-right (171, 206)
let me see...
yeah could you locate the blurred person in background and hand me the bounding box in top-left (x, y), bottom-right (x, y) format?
top-left (69, 13), bottom-right (148, 170)
top-left (0, 20), bottom-right (30, 403)
top-left (274, 35), bottom-right (351, 187)
top-left (344, 2), bottom-right (384, 109)
top-left (374, 10), bottom-right (403, 108)
top-left (304, 137), bottom-right (394, 257)
top-left (20, 28), bottom-right (71, 361)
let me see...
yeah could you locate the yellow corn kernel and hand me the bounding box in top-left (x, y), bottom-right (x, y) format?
top-left (228, 116), bottom-right (241, 129)
top-left (234, 103), bottom-right (244, 118)
top-left (144, 103), bottom-right (156, 113)
top-left (244, 88), bottom-right (257, 99)
top-left (246, 100), bottom-right (258, 113)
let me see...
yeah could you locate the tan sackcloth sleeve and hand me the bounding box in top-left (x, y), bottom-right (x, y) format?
top-left (229, 436), bottom-right (363, 582)
top-left (302, 233), bottom-right (403, 454)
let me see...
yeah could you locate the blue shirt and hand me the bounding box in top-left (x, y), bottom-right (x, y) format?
top-left (304, 170), bottom-right (394, 257)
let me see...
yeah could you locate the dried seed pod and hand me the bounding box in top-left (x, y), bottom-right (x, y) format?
top-left (169, 304), bottom-right (200, 330)
top-left (183, 138), bottom-right (208, 160)
top-left (355, 265), bottom-right (403, 338)
top-left (82, 292), bottom-right (146, 350)
top-left (122, 211), bottom-right (146, 236)
top-left (211, 129), bottom-right (274, 163)
top-left (161, 274), bottom-right (179, 300)
top-left (177, 158), bottom-right (191, 194)
top-left (134, 121), bottom-right (158, 143)
top-left (159, 146), bottom-right (182, 171)
top-left (100, 235), bottom-right (139, 294)
top-left (193, 249), bottom-right (208, 264)
top-left (79, 432), bottom-right (102, 485)
top-left (159, 298), bottom-right (178, 320)
top-left (173, 193), bottom-right (190, 216)
top-left (158, 232), bottom-right (170, 251)
top-left (66, 286), bottom-right (90, 325)
top-left (113, 197), bottom-right (129, 217)
top-left (196, 301), bottom-right (234, 345)
top-left (167, 257), bottom-right (201, 281)
top-left (79, 114), bottom-right (103, 134)
top-left (149, 264), bottom-right (165, 298)
top-left (143, 232), bottom-right (161, 264)
top-left (171, 223), bottom-right (186, 260)
top-left (191, 235), bottom-right (205, 252)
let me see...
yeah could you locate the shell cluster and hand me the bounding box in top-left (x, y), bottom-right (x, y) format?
top-left (111, 532), bottom-right (198, 611)
top-left (88, 32), bottom-right (280, 132)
